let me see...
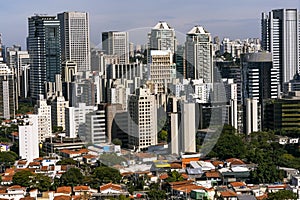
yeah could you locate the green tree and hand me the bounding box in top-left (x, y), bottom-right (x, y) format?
top-left (32, 174), bottom-right (52, 192)
top-left (147, 189), bottom-right (166, 200)
top-left (165, 170), bottom-right (184, 182)
top-left (158, 130), bottom-right (168, 142)
top-left (0, 151), bottom-right (18, 163)
top-left (60, 167), bottom-right (84, 186)
top-left (267, 190), bottom-right (297, 200)
top-left (92, 166), bottom-right (121, 186)
top-left (12, 170), bottom-right (33, 187)
top-left (208, 125), bottom-right (246, 160)
top-left (112, 138), bottom-right (122, 146)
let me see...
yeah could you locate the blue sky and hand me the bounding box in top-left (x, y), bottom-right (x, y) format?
top-left (0, 0), bottom-right (299, 48)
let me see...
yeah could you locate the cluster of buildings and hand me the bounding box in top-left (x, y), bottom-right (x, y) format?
top-left (0, 8), bottom-right (299, 198)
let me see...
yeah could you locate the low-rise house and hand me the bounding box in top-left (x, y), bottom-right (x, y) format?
top-left (0, 185), bottom-right (27, 200)
top-left (54, 186), bottom-right (72, 197)
top-left (229, 182), bottom-right (252, 195)
top-left (73, 185), bottom-right (97, 196)
top-left (98, 183), bottom-right (128, 195)
top-left (16, 160), bottom-right (27, 169)
top-left (219, 190), bottom-right (237, 200)
top-left (267, 184), bottom-right (286, 193)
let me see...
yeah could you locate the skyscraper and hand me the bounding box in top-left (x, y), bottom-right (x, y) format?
top-left (27, 15), bottom-right (61, 101)
top-left (102, 31), bottom-right (129, 64)
top-left (261, 9), bottom-right (299, 90)
top-left (58, 11), bottom-right (90, 72)
top-left (148, 21), bottom-right (177, 53)
top-left (185, 26), bottom-right (213, 82)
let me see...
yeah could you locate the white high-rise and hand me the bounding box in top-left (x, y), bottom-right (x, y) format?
top-left (128, 88), bottom-right (157, 151)
top-left (19, 115), bottom-right (39, 162)
top-left (35, 95), bottom-right (52, 142)
top-left (58, 11), bottom-right (90, 72)
top-left (185, 26), bottom-right (213, 82)
top-left (102, 31), bottom-right (129, 64)
top-left (261, 9), bottom-right (299, 89)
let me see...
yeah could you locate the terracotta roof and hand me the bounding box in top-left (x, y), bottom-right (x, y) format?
top-left (17, 160), bottom-right (27, 165)
top-left (7, 185), bottom-right (25, 190)
top-left (56, 186), bottom-right (72, 194)
top-left (4, 168), bottom-right (14, 175)
top-left (170, 162), bottom-right (182, 169)
top-left (205, 171), bottom-right (221, 178)
top-left (212, 160), bottom-right (224, 167)
top-left (226, 158), bottom-right (245, 165)
top-left (230, 182), bottom-right (246, 188)
top-left (28, 162), bottom-right (40, 166)
top-left (159, 173), bottom-right (168, 180)
top-left (168, 180), bottom-right (194, 186)
top-left (72, 195), bottom-right (82, 200)
top-left (267, 184), bottom-right (286, 189)
top-left (83, 154), bottom-right (96, 159)
top-left (1, 176), bottom-right (13, 182)
top-left (60, 149), bottom-right (88, 155)
top-left (172, 183), bottom-right (206, 194)
top-left (73, 186), bottom-right (89, 191)
top-left (60, 165), bottom-right (68, 171)
top-left (256, 193), bottom-right (268, 200)
top-left (220, 190), bottom-right (237, 197)
top-left (33, 157), bottom-right (43, 161)
top-left (135, 153), bottom-right (156, 158)
top-left (41, 166), bottom-right (48, 171)
top-left (181, 173), bottom-right (189, 179)
top-left (53, 195), bottom-right (71, 200)
top-left (100, 183), bottom-right (123, 192)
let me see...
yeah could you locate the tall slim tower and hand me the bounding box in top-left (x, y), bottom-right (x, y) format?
top-left (102, 31), bottom-right (129, 64)
top-left (27, 15), bottom-right (61, 101)
top-left (261, 9), bottom-right (299, 90)
top-left (58, 11), bottom-right (90, 72)
top-left (185, 26), bottom-right (213, 82)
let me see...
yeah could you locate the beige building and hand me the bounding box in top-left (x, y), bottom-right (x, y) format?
top-left (35, 95), bottom-right (52, 142)
top-left (51, 95), bottom-right (69, 131)
top-left (128, 88), bottom-right (157, 151)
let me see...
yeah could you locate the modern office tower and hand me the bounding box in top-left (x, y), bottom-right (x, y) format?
top-left (106, 104), bottom-right (128, 145)
top-left (58, 11), bottom-right (90, 72)
top-left (175, 45), bottom-right (185, 78)
top-left (261, 9), bottom-right (299, 89)
top-left (241, 52), bottom-right (277, 104)
top-left (27, 15), bottom-right (61, 101)
top-left (0, 63), bottom-right (17, 119)
top-left (185, 26), bottom-right (213, 82)
top-left (149, 50), bottom-right (176, 93)
top-left (51, 95), bottom-right (69, 131)
top-left (148, 21), bottom-right (177, 53)
top-left (34, 95), bottom-right (52, 142)
top-left (245, 98), bottom-right (260, 135)
top-left (128, 88), bottom-right (157, 151)
top-left (264, 91), bottom-right (300, 130)
top-left (6, 45), bottom-right (21, 68)
top-left (19, 115), bottom-right (39, 162)
top-left (85, 104), bottom-right (107, 144)
top-left (65, 103), bottom-right (96, 138)
top-left (102, 31), bottom-right (129, 64)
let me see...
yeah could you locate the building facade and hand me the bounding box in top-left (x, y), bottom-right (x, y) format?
top-left (27, 15), bottom-right (61, 101)
top-left (58, 11), bottom-right (90, 72)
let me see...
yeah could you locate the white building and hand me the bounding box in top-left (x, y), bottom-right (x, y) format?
top-left (128, 88), bottom-right (157, 151)
top-left (85, 106), bottom-right (107, 144)
top-left (19, 115), bottom-right (39, 162)
top-left (51, 95), bottom-right (69, 131)
top-left (185, 26), bottom-right (213, 82)
top-left (58, 11), bottom-right (91, 72)
top-left (102, 31), bottom-right (129, 64)
top-left (246, 98), bottom-right (259, 135)
top-left (65, 103), bottom-right (97, 138)
top-left (35, 95), bottom-right (52, 142)
top-left (180, 102), bottom-right (196, 153)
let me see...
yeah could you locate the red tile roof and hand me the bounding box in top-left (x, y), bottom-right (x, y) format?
top-left (220, 190), bottom-right (237, 197)
top-left (205, 171), bottom-right (220, 178)
top-left (100, 183), bottom-right (123, 192)
top-left (159, 173), bottom-right (168, 180)
top-left (73, 186), bottom-right (89, 191)
top-left (7, 185), bottom-right (25, 190)
top-left (28, 162), bottom-right (40, 166)
top-left (230, 182), bottom-right (246, 188)
top-left (226, 158), bottom-right (245, 165)
top-left (212, 160), bottom-right (224, 167)
top-left (53, 195), bottom-right (71, 200)
top-left (56, 186), bottom-right (72, 194)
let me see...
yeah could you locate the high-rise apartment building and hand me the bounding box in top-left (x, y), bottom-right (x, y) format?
top-left (102, 31), bottom-right (129, 64)
top-left (27, 15), bottom-right (61, 101)
top-left (35, 95), bottom-right (52, 142)
top-left (185, 26), bottom-right (213, 82)
top-left (0, 63), bottom-right (17, 119)
top-left (128, 88), bottom-right (157, 151)
top-left (51, 95), bottom-right (69, 131)
top-left (58, 11), bottom-right (90, 72)
top-left (148, 21), bottom-right (177, 53)
top-left (261, 9), bottom-right (299, 90)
